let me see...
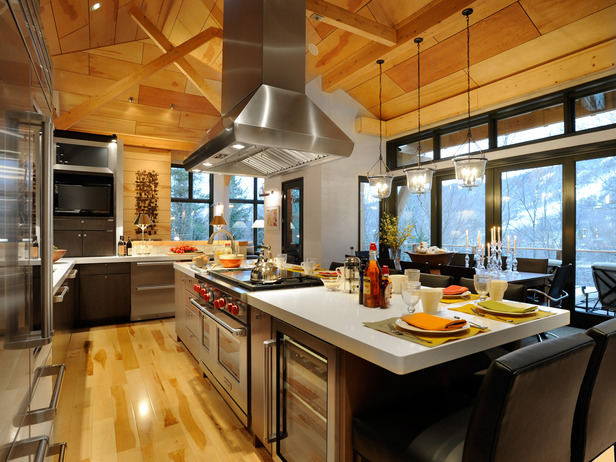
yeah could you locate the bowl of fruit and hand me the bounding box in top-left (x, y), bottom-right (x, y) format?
top-left (219, 254), bottom-right (244, 268)
top-left (169, 244), bottom-right (200, 254)
top-left (53, 246), bottom-right (67, 262)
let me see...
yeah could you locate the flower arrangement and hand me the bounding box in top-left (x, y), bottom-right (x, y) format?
top-left (379, 212), bottom-right (414, 252)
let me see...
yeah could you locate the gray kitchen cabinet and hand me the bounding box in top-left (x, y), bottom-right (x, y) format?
top-left (130, 261), bottom-right (176, 321)
top-left (174, 270), bottom-right (200, 358)
top-left (53, 217), bottom-right (115, 257)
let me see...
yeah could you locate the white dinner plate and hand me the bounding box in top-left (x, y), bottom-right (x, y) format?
top-left (441, 291), bottom-right (471, 299)
top-left (395, 317), bottom-right (470, 335)
top-left (473, 300), bottom-right (538, 317)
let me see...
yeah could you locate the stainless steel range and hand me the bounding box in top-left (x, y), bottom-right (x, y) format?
top-left (189, 268), bottom-right (321, 426)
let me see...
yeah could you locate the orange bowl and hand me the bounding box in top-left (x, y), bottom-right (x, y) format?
top-left (53, 249), bottom-right (67, 262)
top-left (219, 254), bottom-right (244, 268)
top-left (405, 251), bottom-right (455, 269)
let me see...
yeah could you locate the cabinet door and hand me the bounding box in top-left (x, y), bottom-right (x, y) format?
top-left (82, 230), bottom-right (115, 256)
top-left (53, 230), bottom-right (83, 257)
top-left (78, 274), bottom-right (130, 326)
top-left (52, 275), bottom-right (75, 363)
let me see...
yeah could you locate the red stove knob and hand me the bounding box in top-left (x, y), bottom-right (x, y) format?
top-left (231, 304), bottom-right (239, 315)
top-left (200, 287), bottom-right (208, 297)
top-left (216, 298), bottom-right (225, 309)
top-left (193, 283), bottom-right (201, 292)
top-left (227, 302), bottom-right (233, 312)
top-left (203, 292), bottom-right (210, 302)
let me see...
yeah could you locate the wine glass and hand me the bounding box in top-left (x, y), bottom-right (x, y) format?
top-left (401, 281), bottom-right (421, 313)
top-left (474, 274), bottom-right (491, 301)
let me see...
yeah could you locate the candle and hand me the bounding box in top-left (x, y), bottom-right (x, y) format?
top-left (497, 227), bottom-right (501, 244)
top-left (465, 230), bottom-right (469, 247)
top-left (487, 242), bottom-right (490, 258)
top-left (477, 230), bottom-right (481, 247)
top-left (507, 236), bottom-right (510, 254)
top-left (514, 235), bottom-right (517, 253)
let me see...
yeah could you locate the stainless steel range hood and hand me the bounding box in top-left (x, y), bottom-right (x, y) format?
top-left (183, 0), bottom-right (354, 177)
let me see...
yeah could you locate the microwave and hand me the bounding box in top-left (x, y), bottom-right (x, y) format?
top-left (53, 171), bottom-right (114, 217)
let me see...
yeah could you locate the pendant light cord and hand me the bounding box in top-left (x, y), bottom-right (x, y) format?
top-left (464, 8), bottom-right (472, 154)
top-left (415, 37), bottom-right (423, 168)
top-left (378, 59), bottom-right (384, 173)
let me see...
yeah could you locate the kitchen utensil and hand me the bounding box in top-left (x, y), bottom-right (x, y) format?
top-left (453, 316), bottom-right (487, 330)
top-left (470, 306), bottom-right (514, 323)
top-left (250, 245), bottom-right (279, 283)
top-left (343, 256), bottom-right (361, 294)
top-left (401, 281), bottom-right (420, 313)
top-left (388, 322), bottom-right (433, 343)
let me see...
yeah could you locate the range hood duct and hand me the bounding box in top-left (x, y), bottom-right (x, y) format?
top-left (183, 0), bottom-right (354, 177)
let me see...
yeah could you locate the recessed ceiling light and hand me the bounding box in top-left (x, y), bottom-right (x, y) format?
top-left (202, 162), bottom-right (213, 167)
top-left (308, 43), bottom-right (319, 56)
top-left (231, 143), bottom-right (244, 149)
top-left (90, 2), bottom-right (102, 11)
top-left (169, 103), bottom-right (175, 110)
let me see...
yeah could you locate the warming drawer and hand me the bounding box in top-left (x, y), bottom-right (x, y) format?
top-left (130, 261), bottom-right (175, 321)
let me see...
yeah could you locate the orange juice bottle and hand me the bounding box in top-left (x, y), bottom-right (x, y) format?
top-left (363, 243), bottom-right (381, 308)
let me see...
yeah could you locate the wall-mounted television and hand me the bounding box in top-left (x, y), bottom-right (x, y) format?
top-left (54, 172), bottom-right (113, 217)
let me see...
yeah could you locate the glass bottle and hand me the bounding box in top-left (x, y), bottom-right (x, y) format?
top-left (118, 235), bottom-right (126, 256)
top-left (380, 265), bottom-right (392, 309)
top-left (31, 236), bottom-right (39, 259)
top-left (126, 237), bottom-right (133, 256)
top-left (363, 243), bottom-right (381, 308)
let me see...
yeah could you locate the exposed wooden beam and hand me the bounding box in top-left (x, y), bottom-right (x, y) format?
top-left (128, 5), bottom-right (221, 112)
top-left (54, 27), bottom-right (222, 130)
top-left (322, 0), bottom-right (469, 92)
top-left (119, 133), bottom-right (197, 152)
top-left (355, 40), bottom-right (616, 137)
top-left (306, 0), bottom-right (396, 47)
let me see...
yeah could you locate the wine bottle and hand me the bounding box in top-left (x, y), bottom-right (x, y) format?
top-left (380, 265), bottom-right (392, 309)
top-left (126, 237), bottom-right (133, 256)
top-left (31, 236), bottom-right (39, 259)
top-left (363, 243), bottom-right (381, 308)
top-left (118, 235), bottom-right (126, 256)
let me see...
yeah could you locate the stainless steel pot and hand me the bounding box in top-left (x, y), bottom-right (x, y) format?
top-left (250, 245), bottom-right (279, 283)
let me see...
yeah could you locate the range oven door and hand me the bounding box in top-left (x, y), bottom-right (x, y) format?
top-left (190, 298), bottom-right (249, 426)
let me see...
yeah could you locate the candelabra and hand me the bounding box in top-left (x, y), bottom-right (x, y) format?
top-left (474, 245), bottom-right (485, 271)
top-left (464, 247), bottom-right (470, 268)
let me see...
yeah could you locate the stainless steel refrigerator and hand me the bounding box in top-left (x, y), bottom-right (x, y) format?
top-left (1, 0), bottom-right (65, 460)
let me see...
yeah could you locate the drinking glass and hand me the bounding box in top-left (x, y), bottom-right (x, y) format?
top-left (401, 281), bottom-right (421, 313)
top-left (404, 269), bottom-right (421, 283)
top-left (474, 274), bottom-right (491, 301)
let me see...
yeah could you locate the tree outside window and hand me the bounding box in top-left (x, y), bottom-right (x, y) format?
top-left (171, 166), bottom-right (212, 240)
top-left (229, 176), bottom-right (264, 247)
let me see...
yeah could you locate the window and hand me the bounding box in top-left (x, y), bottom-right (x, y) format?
top-left (171, 166), bottom-right (212, 240)
top-left (396, 184), bottom-right (430, 259)
top-left (441, 178), bottom-right (485, 251)
top-left (229, 176), bottom-right (264, 246)
top-left (501, 165), bottom-right (562, 260)
top-left (575, 157), bottom-right (616, 288)
top-left (360, 180), bottom-right (380, 250)
top-left (395, 137), bottom-right (434, 169)
top-left (575, 89), bottom-right (616, 131)
top-left (497, 104), bottom-right (564, 147)
top-left (440, 123), bottom-right (489, 159)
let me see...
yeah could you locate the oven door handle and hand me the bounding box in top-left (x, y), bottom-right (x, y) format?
top-left (263, 338), bottom-right (279, 444)
top-left (190, 298), bottom-right (247, 337)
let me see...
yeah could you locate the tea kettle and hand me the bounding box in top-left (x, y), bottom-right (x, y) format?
top-left (250, 245), bottom-right (279, 283)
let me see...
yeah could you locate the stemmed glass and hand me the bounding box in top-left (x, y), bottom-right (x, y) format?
top-left (474, 274), bottom-right (491, 301)
top-left (401, 281), bottom-right (421, 313)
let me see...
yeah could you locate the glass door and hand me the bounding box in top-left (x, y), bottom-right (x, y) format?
top-left (282, 178), bottom-right (303, 264)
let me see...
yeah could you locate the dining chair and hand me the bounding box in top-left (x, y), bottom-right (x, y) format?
top-left (449, 253), bottom-right (473, 267)
top-left (352, 333), bottom-right (595, 462)
top-left (515, 257), bottom-right (549, 274)
top-left (572, 318), bottom-right (616, 462)
top-left (400, 260), bottom-right (431, 274)
top-left (458, 277), bottom-right (527, 302)
top-left (439, 264), bottom-right (476, 285)
top-left (377, 258), bottom-right (396, 271)
top-left (590, 263), bottom-right (616, 314)
top-left (527, 263), bottom-right (572, 307)
top-left (419, 273), bottom-right (453, 288)
top-left (328, 261), bottom-right (344, 271)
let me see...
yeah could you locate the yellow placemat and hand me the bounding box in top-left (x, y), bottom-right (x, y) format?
top-left (440, 294), bottom-right (480, 304)
top-left (450, 304), bottom-right (555, 324)
top-left (363, 317), bottom-right (488, 347)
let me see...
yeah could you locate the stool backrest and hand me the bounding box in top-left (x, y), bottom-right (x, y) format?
top-left (463, 333), bottom-right (594, 462)
top-left (572, 318), bottom-right (616, 462)
top-left (591, 263), bottom-right (616, 308)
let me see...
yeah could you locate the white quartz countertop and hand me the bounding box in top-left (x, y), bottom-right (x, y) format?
top-left (52, 259), bottom-right (75, 294)
top-left (63, 254), bottom-right (195, 264)
top-left (174, 262), bottom-right (570, 375)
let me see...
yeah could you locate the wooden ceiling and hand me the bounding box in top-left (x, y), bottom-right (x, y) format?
top-left (41, 0), bottom-right (616, 156)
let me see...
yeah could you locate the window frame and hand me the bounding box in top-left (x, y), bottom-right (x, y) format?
top-left (228, 176), bottom-right (264, 246)
top-left (170, 165), bottom-right (213, 238)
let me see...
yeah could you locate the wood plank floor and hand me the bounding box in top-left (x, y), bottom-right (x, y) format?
top-left (54, 319), bottom-right (273, 462)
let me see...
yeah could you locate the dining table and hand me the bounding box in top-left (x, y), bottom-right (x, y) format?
top-left (501, 271), bottom-right (553, 287)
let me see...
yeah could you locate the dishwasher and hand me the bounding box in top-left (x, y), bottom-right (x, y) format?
top-left (130, 261), bottom-right (176, 321)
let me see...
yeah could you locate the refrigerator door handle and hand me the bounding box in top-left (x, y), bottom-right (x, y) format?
top-left (40, 113), bottom-right (54, 342)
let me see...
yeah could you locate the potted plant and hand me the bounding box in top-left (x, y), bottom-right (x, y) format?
top-left (379, 213), bottom-right (414, 270)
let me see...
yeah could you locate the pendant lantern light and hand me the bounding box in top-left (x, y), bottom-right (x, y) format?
top-left (404, 37), bottom-right (434, 195)
top-left (367, 59), bottom-right (393, 200)
top-left (452, 8), bottom-right (487, 190)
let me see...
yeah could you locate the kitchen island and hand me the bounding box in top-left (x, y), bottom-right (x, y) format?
top-left (174, 262), bottom-right (570, 461)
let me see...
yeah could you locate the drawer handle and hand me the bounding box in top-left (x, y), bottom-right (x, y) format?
top-left (190, 298), bottom-right (246, 337)
top-left (48, 442), bottom-right (67, 462)
top-left (67, 269), bottom-right (78, 279)
top-left (17, 364), bottom-right (65, 426)
top-left (8, 435), bottom-right (48, 462)
top-left (135, 284), bottom-right (175, 291)
top-left (136, 261), bottom-right (174, 267)
top-left (53, 285), bottom-right (69, 303)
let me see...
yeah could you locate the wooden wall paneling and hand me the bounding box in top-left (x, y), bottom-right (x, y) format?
top-left (116, 2), bottom-right (142, 44)
top-left (90, 99), bottom-right (182, 126)
top-left (59, 25), bottom-right (90, 54)
top-left (89, 2), bottom-right (118, 48)
top-left (519, 0), bottom-right (615, 35)
top-left (50, 0), bottom-right (89, 40)
top-left (184, 78), bottom-right (221, 98)
top-left (159, 0), bottom-right (184, 38)
top-left (52, 52), bottom-right (90, 74)
top-left (176, 1), bottom-right (210, 36)
top-left (189, 16), bottom-right (223, 70)
top-left (366, 0), bottom-right (429, 28)
top-left (134, 122), bottom-right (205, 143)
top-left (137, 85), bottom-right (218, 116)
top-left (39, 0), bottom-right (61, 56)
top-left (119, 134), bottom-right (196, 152)
top-left (86, 41), bottom-right (145, 65)
top-left (71, 114), bottom-right (137, 135)
top-left (140, 68), bottom-right (188, 94)
top-left (346, 72), bottom-right (405, 117)
top-left (178, 112), bottom-right (218, 131)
